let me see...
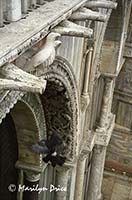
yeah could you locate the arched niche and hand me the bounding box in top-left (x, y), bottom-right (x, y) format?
top-left (0, 113), bottom-right (18, 200)
top-left (10, 92), bottom-right (46, 168)
top-left (40, 56), bottom-right (79, 160)
top-left (100, 0), bottom-right (131, 75)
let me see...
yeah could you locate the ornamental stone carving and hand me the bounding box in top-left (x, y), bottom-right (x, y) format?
top-left (0, 90), bottom-right (24, 124)
top-left (40, 56), bottom-right (79, 160)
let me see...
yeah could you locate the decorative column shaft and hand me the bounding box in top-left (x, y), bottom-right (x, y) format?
top-left (74, 45), bottom-right (94, 200)
top-left (87, 145), bottom-right (106, 200)
top-left (81, 47), bottom-right (93, 112)
top-left (21, 0), bottom-right (28, 14)
top-left (74, 159), bottom-right (86, 200)
top-left (23, 172), bottom-right (41, 200)
top-left (55, 167), bottom-right (69, 200)
top-left (7, 0), bottom-right (21, 22)
top-left (87, 77), bottom-right (115, 200)
top-left (82, 48), bottom-right (93, 96)
top-left (0, 0), bottom-right (3, 27)
top-left (99, 78), bottom-right (114, 127)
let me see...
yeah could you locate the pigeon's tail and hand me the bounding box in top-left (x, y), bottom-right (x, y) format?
top-left (43, 154), bottom-right (66, 167)
top-left (55, 156), bottom-right (66, 166)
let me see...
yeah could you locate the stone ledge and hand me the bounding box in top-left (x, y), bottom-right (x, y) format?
top-left (0, 0), bottom-right (87, 67)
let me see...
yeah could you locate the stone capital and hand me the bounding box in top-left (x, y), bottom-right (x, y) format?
top-left (79, 130), bottom-right (96, 160)
top-left (25, 171), bottom-right (41, 182)
top-left (95, 113), bottom-right (115, 146)
top-left (80, 94), bottom-right (90, 112)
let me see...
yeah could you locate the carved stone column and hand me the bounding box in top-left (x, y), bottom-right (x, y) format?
top-left (87, 77), bottom-right (115, 200)
top-left (74, 47), bottom-right (94, 200)
top-left (74, 158), bottom-right (86, 200)
top-left (55, 167), bottom-right (70, 200)
top-left (99, 78), bottom-right (114, 127)
top-left (7, 0), bottom-right (21, 22)
top-left (23, 172), bottom-right (41, 200)
top-left (87, 145), bottom-right (106, 200)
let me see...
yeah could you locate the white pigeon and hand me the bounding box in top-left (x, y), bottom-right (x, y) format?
top-left (26, 32), bottom-right (61, 72)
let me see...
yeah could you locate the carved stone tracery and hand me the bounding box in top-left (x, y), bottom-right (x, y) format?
top-left (40, 56), bottom-right (79, 159)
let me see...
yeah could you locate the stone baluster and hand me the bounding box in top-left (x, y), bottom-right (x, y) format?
top-left (37, 0), bottom-right (44, 5)
top-left (0, 0), bottom-right (3, 27)
top-left (21, 0), bottom-right (28, 14)
top-left (6, 0), bottom-right (22, 22)
top-left (29, 0), bottom-right (37, 9)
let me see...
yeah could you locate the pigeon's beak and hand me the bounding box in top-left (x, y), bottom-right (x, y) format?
top-left (47, 32), bottom-right (61, 40)
top-left (55, 33), bottom-right (61, 40)
top-left (54, 40), bottom-right (62, 49)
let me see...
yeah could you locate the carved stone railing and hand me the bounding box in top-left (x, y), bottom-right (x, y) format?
top-left (0, 0), bottom-right (117, 67)
top-left (0, 0), bottom-right (47, 26)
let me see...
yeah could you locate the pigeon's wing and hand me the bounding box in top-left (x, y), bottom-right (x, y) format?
top-left (54, 143), bottom-right (65, 155)
top-left (56, 155), bottom-right (66, 166)
top-left (32, 143), bottom-right (49, 154)
top-left (50, 156), bottom-right (57, 167)
top-left (43, 154), bottom-right (51, 163)
top-left (50, 155), bottom-right (66, 167)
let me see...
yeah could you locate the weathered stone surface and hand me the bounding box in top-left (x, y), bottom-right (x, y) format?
top-left (85, 1), bottom-right (117, 9)
top-left (88, 145), bottom-right (107, 200)
top-left (53, 20), bottom-right (93, 38)
top-left (0, 0), bottom-right (88, 66)
top-left (70, 7), bottom-right (107, 22)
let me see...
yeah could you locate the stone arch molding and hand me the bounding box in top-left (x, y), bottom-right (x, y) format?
top-left (0, 91), bottom-right (46, 139)
top-left (40, 56), bottom-right (80, 160)
top-left (0, 91), bottom-right (46, 167)
top-left (21, 93), bottom-right (47, 141)
top-left (0, 56), bottom-right (79, 161)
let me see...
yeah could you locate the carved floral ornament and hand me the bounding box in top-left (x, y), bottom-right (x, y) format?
top-left (40, 56), bottom-right (80, 160)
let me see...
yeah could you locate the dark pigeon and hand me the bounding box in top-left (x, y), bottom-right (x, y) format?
top-left (32, 131), bottom-right (66, 167)
top-left (32, 140), bottom-right (49, 154)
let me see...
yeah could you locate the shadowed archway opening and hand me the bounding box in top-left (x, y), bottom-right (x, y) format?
top-left (0, 113), bottom-right (18, 200)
